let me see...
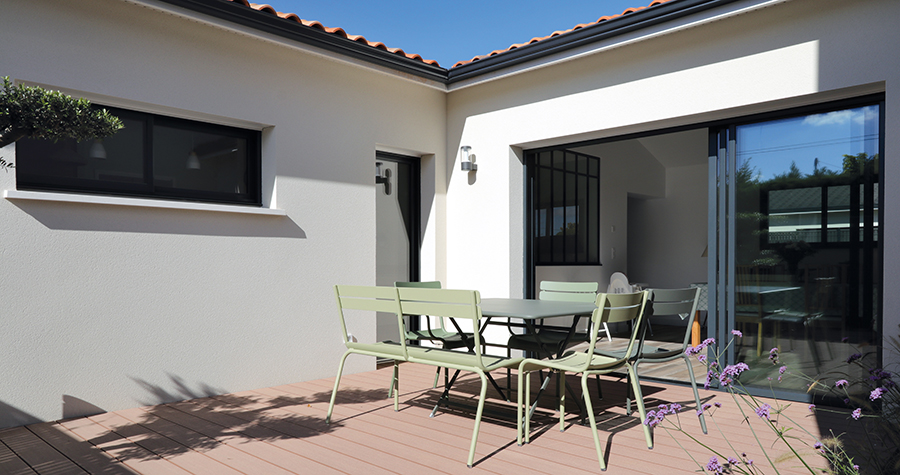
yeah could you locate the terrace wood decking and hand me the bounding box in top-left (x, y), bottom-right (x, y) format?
top-left (0, 361), bottom-right (852, 474)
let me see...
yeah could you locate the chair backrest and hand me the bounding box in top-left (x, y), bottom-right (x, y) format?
top-left (735, 265), bottom-right (760, 305)
top-left (648, 287), bottom-right (701, 350)
top-left (333, 285), bottom-right (406, 355)
top-left (584, 291), bottom-right (649, 370)
top-left (607, 272), bottom-right (633, 294)
top-left (395, 281), bottom-right (442, 289)
top-left (395, 281), bottom-right (444, 332)
top-left (539, 281), bottom-right (598, 303)
top-left (397, 287), bottom-right (488, 367)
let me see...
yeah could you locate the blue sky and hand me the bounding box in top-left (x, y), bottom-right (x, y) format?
top-left (266, 0), bottom-right (657, 67)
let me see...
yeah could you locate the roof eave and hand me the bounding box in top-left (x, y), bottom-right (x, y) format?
top-left (155, 0), bottom-right (450, 83)
top-left (447, 0), bottom-right (742, 83)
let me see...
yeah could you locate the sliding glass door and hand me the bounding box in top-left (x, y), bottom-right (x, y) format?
top-left (711, 98), bottom-right (883, 398)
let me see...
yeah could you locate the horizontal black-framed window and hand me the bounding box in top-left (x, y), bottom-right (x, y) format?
top-left (16, 106), bottom-right (261, 206)
top-left (530, 149), bottom-right (600, 265)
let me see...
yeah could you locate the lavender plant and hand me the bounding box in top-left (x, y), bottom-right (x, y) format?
top-left (642, 329), bottom-right (894, 474)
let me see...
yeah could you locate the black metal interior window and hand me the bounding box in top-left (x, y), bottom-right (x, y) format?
top-left (530, 150), bottom-right (600, 265)
top-left (16, 106), bottom-right (261, 206)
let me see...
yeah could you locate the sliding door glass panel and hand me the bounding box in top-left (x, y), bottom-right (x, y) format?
top-left (732, 104), bottom-right (880, 396)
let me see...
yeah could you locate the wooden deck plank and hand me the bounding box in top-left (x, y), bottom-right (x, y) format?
top-left (0, 362), bottom-right (837, 474)
top-left (0, 426), bottom-right (88, 475)
top-left (0, 435), bottom-right (38, 475)
top-left (59, 417), bottom-right (191, 475)
top-left (26, 422), bottom-right (137, 475)
top-left (115, 406), bottom-right (301, 475)
top-left (85, 410), bottom-right (244, 475)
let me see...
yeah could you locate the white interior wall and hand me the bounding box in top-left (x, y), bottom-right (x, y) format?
top-left (0, 0), bottom-right (445, 427)
top-left (628, 163), bottom-right (709, 290)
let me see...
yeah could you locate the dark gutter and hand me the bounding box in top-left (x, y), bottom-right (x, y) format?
top-left (447, 0), bottom-right (743, 82)
top-left (155, 0), bottom-right (449, 83)
top-left (155, 0), bottom-right (747, 85)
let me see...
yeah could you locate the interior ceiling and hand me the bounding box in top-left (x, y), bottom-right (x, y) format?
top-left (570, 127), bottom-right (708, 168)
top-left (636, 128), bottom-right (708, 168)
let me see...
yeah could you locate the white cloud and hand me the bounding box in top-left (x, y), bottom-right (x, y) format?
top-left (802, 106), bottom-right (877, 127)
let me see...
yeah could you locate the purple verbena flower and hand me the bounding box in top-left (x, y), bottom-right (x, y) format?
top-left (808, 404), bottom-right (816, 412)
top-left (852, 408), bottom-right (862, 420)
top-left (698, 354), bottom-right (707, 364)
top-left (841, 336), bottom-right (849, 343)
top-left (847, 353), bottom-right (862, 363)
top-left (870, 387), bottom-right (886, 401)
top-left (768, 347), bottom-right (780, 364)
top-left (714, 402), bottom-right (722, 408)
top-left (706, 456), bottom-right (723, 474)
top-left (835, 379), bottom-right (849, 388)
top-left (719, 362), bottom-right (749, 386)
top-left (755, 403), bottom-right (771, 419)
top-left (727, 457), bottom-right (739, 465)
top-left (731, 329), bottom-right (743, 337)
top-left (779, 365), bottom-right (787, 375)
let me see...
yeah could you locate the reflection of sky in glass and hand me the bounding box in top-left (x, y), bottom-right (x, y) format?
top-left (736, 106), bottom-right (879, 180)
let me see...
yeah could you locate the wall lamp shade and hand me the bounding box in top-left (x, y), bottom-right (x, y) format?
top-left (186, 151), bottom-right (201, 169)
top-left (89, 139), bottom-right (107, 159)
top-left (460, 145), bottom-right (477, 171)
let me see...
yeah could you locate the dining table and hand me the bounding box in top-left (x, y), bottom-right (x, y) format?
top-left (478, 298), bottom-right (599, 416)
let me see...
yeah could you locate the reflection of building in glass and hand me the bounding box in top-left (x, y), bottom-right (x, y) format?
top-left (768, 184), bottom-right (879, 243)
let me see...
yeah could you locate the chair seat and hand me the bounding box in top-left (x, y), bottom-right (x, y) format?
top-left (520, 350), bottom-right (622, 373)
top-left (346, 340), bottom-right (407, 358)
top-left (406, 330), bottom-right (473, 349)
top-left (594, 344), bottom-right (681, 360)
top-left (763, 311), bottom-right (807, 323)
top-left (407, 346), bottom-right (523, 372)
top-left (507, 331), bottom-right (588, 353)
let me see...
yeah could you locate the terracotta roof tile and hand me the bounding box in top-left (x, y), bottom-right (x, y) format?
top-left (226, 0), bottom-right (674, 71)
top-left (450, 0), bottom-right (675, 68)
top-left (238, 2), bottom-right (441, 66)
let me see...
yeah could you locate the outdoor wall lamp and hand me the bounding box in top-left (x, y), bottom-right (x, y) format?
top-left (375, 161), bottom-right (391, 195)
top-left (460, 145), bottom-right (477, 171)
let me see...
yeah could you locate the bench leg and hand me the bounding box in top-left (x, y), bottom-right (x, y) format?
top-left (326, 350), bottom-right (351, 424)
top-left (466, 371), bottom-right (489, 468)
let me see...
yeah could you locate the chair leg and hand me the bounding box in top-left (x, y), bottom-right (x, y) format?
top-left (627, 364), bottom-right (653, 449)
top-left (392, 361), bottom-right (400, 412)
top-left (595, 374), bottom-right (603, 400)
top-left (581, 373), bottom-right (607, 471)
top-left (466, 371), bottom-right (489, 468)
top-left (525, 371), bottom-right (533, 444)
top-left (433, 366), bottom-right (441, 389)
top-left (684, 354), bottom-right (707, 434)
top-left (602, 322), bottom-right (612, 341)
top-left (558, 371), bottom-right (566, 432)
top-left (326, 350), bottom-right (351, 424)
top-left (517, 368), bottom-right (529, 446)
top-left (625, 366), bottom-right (635, 416)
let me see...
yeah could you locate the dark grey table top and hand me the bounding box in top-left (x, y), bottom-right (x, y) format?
top-left (478, 298), bottom-right (596, 320)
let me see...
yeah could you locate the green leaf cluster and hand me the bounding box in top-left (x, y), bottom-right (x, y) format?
top-left (0, 77), bottom-right (124, 151)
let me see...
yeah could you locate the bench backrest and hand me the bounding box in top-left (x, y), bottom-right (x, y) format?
top-left (334, 285), bottom-right (406, 357)
top-left (396, 287), bottom-right (489, 367)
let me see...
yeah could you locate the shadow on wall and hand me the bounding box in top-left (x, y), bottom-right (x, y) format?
top-left (0, 400), bottom-right (42, 429)
top-left (62, 395), bottom-right (105, 420)
top-left (8, 199), bottom-right (306, 238)
top-left (130, 374), bottom-right (226, 407)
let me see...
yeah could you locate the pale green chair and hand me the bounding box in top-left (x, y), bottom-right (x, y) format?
top-left (395, 281), bottom-right (473, 389)
top-left (326, 285), bottom-right (407, 424)
top-left (517, 291), bottom-right (652, 470)
top-left (398, 286), bottom-right (523, 468)
top-left (596, 287), bottom-right (707, 434)
top-left (507, 281), bottom-right (609, 355)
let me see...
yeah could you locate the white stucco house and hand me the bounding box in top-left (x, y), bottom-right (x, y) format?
top-left (1, 0), bottom-right (897, 428)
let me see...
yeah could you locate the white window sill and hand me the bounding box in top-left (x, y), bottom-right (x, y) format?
top-left (4, 190), bottom-right (286, 216)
